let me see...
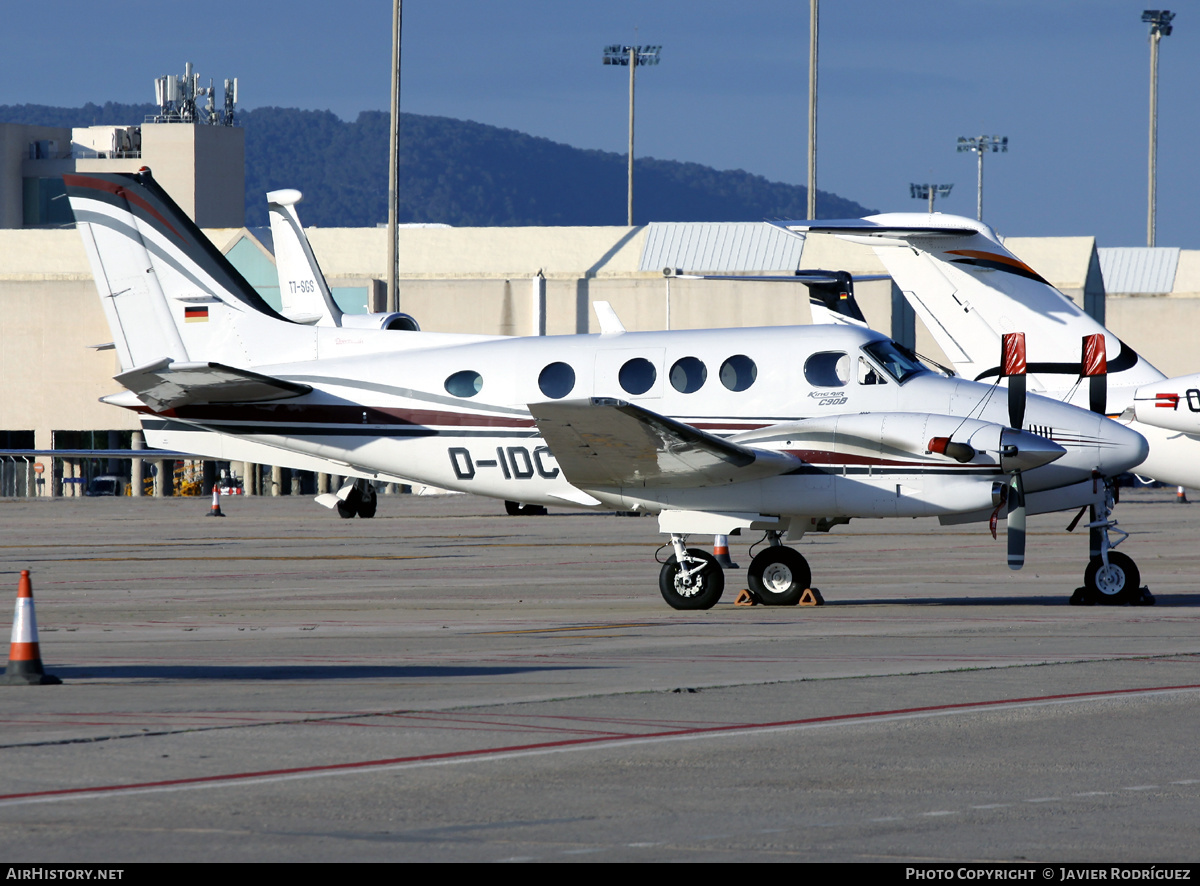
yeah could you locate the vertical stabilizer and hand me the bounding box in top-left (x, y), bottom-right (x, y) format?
top-left (266, 189), bottom-right (343, 326)
top-left (66, 168), bottom-right (315, 372)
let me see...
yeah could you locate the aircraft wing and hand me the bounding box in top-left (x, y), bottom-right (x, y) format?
top-left (114, 358), bottom-right (312, 412)
top-left (530, 398), bottom-right (799, 490)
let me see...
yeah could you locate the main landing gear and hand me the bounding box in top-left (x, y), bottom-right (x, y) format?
top-left (336, 479), bottom-right (378, 519)
top-left (504, 500), bottom-right (548, 516)
top-left (658, 532), bottom-right (812, 610)
top-left (1071, 479), bottom-right (1148, 605)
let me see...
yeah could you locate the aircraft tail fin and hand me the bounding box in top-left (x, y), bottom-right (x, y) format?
top-left (266, 189), bottom-right (343, 326)
top-left (66, 168), bottom-right (310, 374)
top-left (798, 270), bottom-right (869, 328)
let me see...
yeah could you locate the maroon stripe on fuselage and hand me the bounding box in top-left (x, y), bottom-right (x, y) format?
top-left (168, 402), bottom-right (536, 428)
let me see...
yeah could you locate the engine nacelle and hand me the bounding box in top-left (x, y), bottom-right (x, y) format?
top-left (1133, 372), bottom-right (1200, 435)
top-left (338, 312), bottom-right (421, 332)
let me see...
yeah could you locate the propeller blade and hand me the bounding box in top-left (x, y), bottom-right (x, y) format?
top-left (1082, 333), bottom-right (1107, 415)
top-left (1002, 332), bottom-right (1027, 429)
top-left (1007, 472), bottom-right (1026, 571)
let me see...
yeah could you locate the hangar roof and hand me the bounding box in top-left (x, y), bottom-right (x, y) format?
top-left (638, 222), bottom-right (804, 273)
top-left (1098, 247), bottom-right (1180, 294)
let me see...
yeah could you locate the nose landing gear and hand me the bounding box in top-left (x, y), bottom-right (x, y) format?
top-left (1072, 479), bottom-right (1149, 605)
top-left (659, 536), bottom-right (724, 610)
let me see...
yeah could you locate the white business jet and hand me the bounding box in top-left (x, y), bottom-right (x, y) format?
top-left (65, 169), bottom-right (1147, 609)
top-left (785, 213), bottom-right (1200, 602)
top-left (266, 188), bottom-right (420, 332)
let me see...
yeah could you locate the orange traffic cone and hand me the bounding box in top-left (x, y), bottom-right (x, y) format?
top-left (206, 484), bottom-right (225, 517)
top-left (713, 534), bottom-right (738, 568)
top-left (1176, 486), bottom-right (1189, 504)
top-left (3, 571), bottom-right (60, 686)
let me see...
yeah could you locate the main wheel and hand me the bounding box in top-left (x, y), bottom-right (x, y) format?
top-left (748, 546), bottom-right (811, 606)
top-left (357, 484), bottom-right (378, 518)
top-left (336, 488), bottom-right (360, 519)
top-left (658, 548), bottom-right (724, 610)
top-left (1083, 551), bottom-right (1140, 605)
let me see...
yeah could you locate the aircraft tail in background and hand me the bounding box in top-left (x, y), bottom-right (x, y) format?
top-left (783, 214), bottom-right (1165, 401)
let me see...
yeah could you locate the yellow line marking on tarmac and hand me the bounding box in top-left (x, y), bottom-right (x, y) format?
top-left (27, 555), bottom-right (437, 563)
top-left (477, 623), bottom-right (654, 636)
top-left (0, 539), bottom-right (639, 550)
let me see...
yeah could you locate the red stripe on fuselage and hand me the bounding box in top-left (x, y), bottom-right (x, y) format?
top-left (787, 449), bottom-right (967, 468)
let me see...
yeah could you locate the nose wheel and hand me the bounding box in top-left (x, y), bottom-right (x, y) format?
top-left (1071, 478), bottom-right (1146, 605)
top-left (1082, 550), bottom-right (1141, 605)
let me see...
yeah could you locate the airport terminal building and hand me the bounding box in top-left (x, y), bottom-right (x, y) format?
top-left (2, 117), bottom-right (1199, 498)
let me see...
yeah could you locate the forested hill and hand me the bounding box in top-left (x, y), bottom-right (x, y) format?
top-left (1, 102), bottom-right (875, 228)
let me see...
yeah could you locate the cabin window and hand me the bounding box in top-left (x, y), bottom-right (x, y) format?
top-left (669, 357), bottom-right (707, 393)
top-left (538, 362), bottom-right (576, 399)
top-left (619, 358), bottom-right (657, 395)
top-left (719, 355), bottom-right (757, 392)
top-left (444, 370), bottom-right (483, 398)
top-left (804, 351), bottom-right (849, 387)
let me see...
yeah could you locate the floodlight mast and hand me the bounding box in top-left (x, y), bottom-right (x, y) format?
top-left (807, 0), bottom-right (818, 219)
top-left (956, 135), bottom-right (1008, 221)
top-left (387, 0), bottom-right (403, 313)
top-left (1143, 9), bottom-right (1174, 247)
top-left (910, 183), bottom-right (953, 214)
top-left (603, 44), bottom-right (661, 225)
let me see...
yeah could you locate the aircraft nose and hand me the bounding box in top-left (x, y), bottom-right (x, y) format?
top-left (1097, 418), bottom-right (1150, 477)
top-left (999, 428), bottom-right (1065, 473)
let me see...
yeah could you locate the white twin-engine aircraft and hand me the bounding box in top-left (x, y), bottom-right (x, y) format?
top-left (65, 169), bottom-right (1147, 610)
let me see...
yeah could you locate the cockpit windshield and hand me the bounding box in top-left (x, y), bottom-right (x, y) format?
top-left (861, 339), bottom-right (928, 385)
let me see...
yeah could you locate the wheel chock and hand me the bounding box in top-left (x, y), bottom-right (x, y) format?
top-left (734, 589), bottom-right (760, 606)
top-left (1135, 586), bottom-right (1155, 606)
top-left (798, 587), bottom-right (824, 607)
top-left (1069, 586), bottom-right (1093, 606)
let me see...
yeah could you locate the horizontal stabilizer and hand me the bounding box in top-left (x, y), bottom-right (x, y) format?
top-left (115, 359), bottom-right (312, 412)
top-left (781, 215), bottom-right (993, 242)
top-left (530, 398), bottom-right (799, 490)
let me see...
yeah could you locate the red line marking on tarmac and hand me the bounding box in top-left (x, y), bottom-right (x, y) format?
top-left (2, 683), bottom-right (1199, 806)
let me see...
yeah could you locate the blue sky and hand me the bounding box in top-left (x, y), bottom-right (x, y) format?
top-left (5, 1), bottom-right (1194, 246)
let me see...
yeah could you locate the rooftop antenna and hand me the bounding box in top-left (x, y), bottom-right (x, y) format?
top-left (152, 63), bottom-right (238, 125)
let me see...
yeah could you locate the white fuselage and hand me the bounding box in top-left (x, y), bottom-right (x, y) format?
top-left (140, 324), bottom-right (1147, 522)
